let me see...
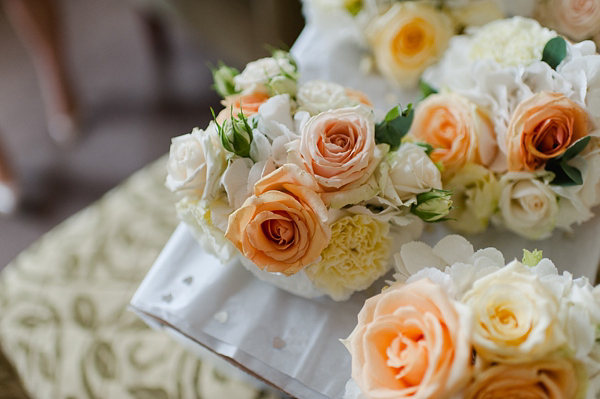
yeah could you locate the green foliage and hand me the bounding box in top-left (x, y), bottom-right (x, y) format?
top-left (375, 104), bottom-right (414, 151)
top-left (546, 136), bottom-right (591, 186)
top-left (542, 37), bottom-right (567, 70)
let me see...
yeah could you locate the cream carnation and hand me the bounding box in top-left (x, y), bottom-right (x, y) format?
top-left (463, 261), bottom-right (566, 363)
top-left (469, 16), bottom-right (557, 67)
top-left (304, 215), bottom-right (390, 301)
top-left (445, 163), bottom-right (500, 234)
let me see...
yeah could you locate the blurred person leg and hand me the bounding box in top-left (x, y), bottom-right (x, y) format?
top-left (3, 0), bottom-right (79, 144)
top-left (0, 134), bottom-right (19, 215)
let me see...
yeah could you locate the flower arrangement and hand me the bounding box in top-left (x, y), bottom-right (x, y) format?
top-left (344, 235), bottom-right (600, 399)
top-left (165, 51), bottom-right (452, 301)
top-left (409, 16), bottom-right (600, 239)
top-left (307, 0), bottom-right (505, 88)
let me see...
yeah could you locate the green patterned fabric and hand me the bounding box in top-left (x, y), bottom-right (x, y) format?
top-left (0, 157), bottom-right (282, 399)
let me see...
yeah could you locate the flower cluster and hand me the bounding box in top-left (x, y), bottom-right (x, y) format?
top-left (310, 0), bottom-right (504, 88)
top-left (344, 235), bottom-right (600, 399)
top-left (166, 52), bottom-right (450, 301)
top-left (414, 17), bottom-right (600, 239)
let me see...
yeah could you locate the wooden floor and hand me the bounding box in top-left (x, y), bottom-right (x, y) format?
top-left (0, 0), bottom-right (228, 270)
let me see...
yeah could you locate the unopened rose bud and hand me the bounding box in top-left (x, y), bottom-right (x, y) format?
top-left (218, 113), bottom-right (253, 158)
top-left (411, 189), bottom-right (453, 222)
top-left (268, 75), bottom-right (298, 96)
top-left (212, 63), bottom-right (239, 98)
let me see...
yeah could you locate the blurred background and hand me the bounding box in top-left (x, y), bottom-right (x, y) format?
top-left (0, 0), bottom-right (304, 270)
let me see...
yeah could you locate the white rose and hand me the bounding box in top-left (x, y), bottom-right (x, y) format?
top-left (176, 196), bottom-right (236, 263)
top-left (221, 157), bottom-right (276, 209)
top-left (297, 80), bottom-right (358, 115)
top-left (233, 56), bottom-right (296, 94)
top-left (496, 172), bottom-right (559, 240)
top-left (256, 94), bottom-right (295, 141)
top-left (463, 260), bottom-right (566, 363)
top-left (366, 2), bottom-right (453, 87)
top-left (445, 163), bottom-right (500, 234)
top-left (469, 16), bottom-right (557, 67)
top-left (166, 123), bottom-right (226, 199)
top-left (377, 143), bottom-right (442, 207)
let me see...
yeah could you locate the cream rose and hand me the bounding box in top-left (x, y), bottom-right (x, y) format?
top-left (343, 278), bottom-right (473, 399)
top-left (290, 105), bottom-right (379, 191)
top-left (304, 214), bottom-right (390, 301)
top-left (233, 56), bottom-right (296, 94)
top-left (497, 172), bottom-right (559, 240)
top-left (507, 92), bottom-right (589, 171)
top-left (166, 123), bottom-right (226, 199)
top-left (365, 2), bottom-right (454, 88)
top-left (225, 164), bottom-right (331, 276)
top-left (465, 357), bottom-right (582, 399)
top-left (463, 261), bottom-right (566, 363)
top-left (378, 143), bottom-right (442, 206)
top-left (409, 93), bottom-right (497, 174)
top-left (297, 80), bottom-right (370, 115)
top-left (536, 0), bottom-right (600, 42)
top-left (445, 163), bottom-right (500, 235)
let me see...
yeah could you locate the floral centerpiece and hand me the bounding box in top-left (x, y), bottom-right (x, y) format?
top-left (165, 51), bottom-right (452, 301)
top-left (305, 0), bottom-right (505, 88)
top-left (344, 235), bottom-right (600, 398)
top-left (405, 16), bottom-right (600, 239)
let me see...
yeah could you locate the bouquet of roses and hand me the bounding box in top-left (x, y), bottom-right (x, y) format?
top-left (344, 235), bottom-right (600, 399)
top-left (165, 51), bottom-right (452, 301)
top-left (306, 0), bottom-right (504, 88)
top-left (404, 16), bottom-right (600, 239)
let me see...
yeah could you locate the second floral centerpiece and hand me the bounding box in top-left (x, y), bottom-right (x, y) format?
top-left (165, 51), bottom-right (451, 301)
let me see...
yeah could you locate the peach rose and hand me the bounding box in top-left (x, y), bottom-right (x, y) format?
top-left (344, 279), bottom-right (473, 399)
top-left (216, 91), bottom-right (270, 123)
top-left (409, 93), bottom-right (497, 174)
top-left (291, 105), bottom-right (378, 191)
top-left (345, 88), bottom-right (373, 108)
top-left (507, 92), bottom-right (589, 171)
top-left (536, 0), bottom-right (600, 42)
top-left (225, 164), bottom-right (331, 276)
top-left (465, 358), bottom-right (582, 399)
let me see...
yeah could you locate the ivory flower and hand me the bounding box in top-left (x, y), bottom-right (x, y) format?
top-left (233, 56), bottom-right (296, 94)
top-left (378, 143), bottom-right (442, 207)
top-left (506, 92), bottom-right (589, 171)
top-left (297, 80), bottom-right (370, 115)
top-left (445, 163), bottom-right (500, 234)
top-left (365, 2), bottom-right (453, 88)
top-left (225, 164), bottom-right (331, 276)
top-left (463, 261), bottom-right (566, 363)
top-left (409, 93), bottom-right (497, 174)
top-left (497, 172), bottom-right (559, 240)
top-left (166, 124), bottom-right (226, 199)
top-left (304, 215), bottom-right (390, 301)
top-left (343, 279), bottom-right (473, 399)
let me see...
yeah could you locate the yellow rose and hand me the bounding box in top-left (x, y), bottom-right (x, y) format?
top-left (225, 165), bottom-right (331, 276)
top-left (366, 2), bottom-right (454, 88)
top-left (465, 357), bottom-right (583, 399)
top-left (463, 261), bottom-right (566, 363)
top-left (304, 215), bottom-right (390, 301)
top-left (445, 163), bottom-right (500, 234)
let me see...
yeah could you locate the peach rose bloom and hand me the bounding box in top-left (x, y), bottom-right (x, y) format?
top-left (345, 88), bottom-right (373, 108)
top-left (536, 0), bottom-right (600, 42)
top-left (216, 91), bottom-right (270, 123)
top-left (409, 93), bottom-right (497, 173)
top-left (465, 358), bottom-right (581, 399)
top-left (507, 92), bottom-right (589, 171)
top-left (295, 105), bottom-right (377, 191)
top-left (344, 279), bottom-right (473, 399)
top-left (225, 164), bottom-right (331, 276)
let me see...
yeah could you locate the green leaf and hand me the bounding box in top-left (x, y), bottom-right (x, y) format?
top-left (561, 163), bottom-right (584, 185)
top-left (542, 37), bottom-right (567, 70)
top-left (419, 79), bottom-right (438, 99)
top-left (414, 142), bottom-right (434, 156)
top-left (375, 104), bottom-right (414, 151)
top-left (562, 136), bottom-right (591, 161)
